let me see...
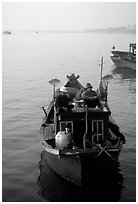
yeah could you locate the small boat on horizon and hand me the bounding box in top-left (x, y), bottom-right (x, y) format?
top-left (110, 43), bottom-right (136, 70)
top-left (3, 30), bottom-right (12, 35)
top-left (39, 60), bottom-right (125, 186)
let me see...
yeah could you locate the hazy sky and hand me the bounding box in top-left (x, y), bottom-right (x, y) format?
top-left (2, 2), bottom-right (136, 31)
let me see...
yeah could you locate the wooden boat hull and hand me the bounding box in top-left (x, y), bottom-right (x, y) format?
top-left (42, 142), bottom-right (121, 186)
top-left (43, 149), bottom-right (81, 185)
top-left (110, 55), bottom-right (136, 70)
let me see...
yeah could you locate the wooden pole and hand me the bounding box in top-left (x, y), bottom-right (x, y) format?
top-left (53, 85), bottom-right (57, 134)
top-left (100, 57), bottom-right (104, 83)
top-left (53, 85), bottom-right (55, 99)
top-left (83, 105), bottom-right (88, 149)
top-left (48, 78), bottom-right (60, 134)
top-left (42, 107), bottom-right (47, 116)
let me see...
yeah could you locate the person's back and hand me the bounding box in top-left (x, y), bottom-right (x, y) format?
top-left (55, 86), bottom-right (74, 112)
top-left (56, 93), bottom-right (71, 108)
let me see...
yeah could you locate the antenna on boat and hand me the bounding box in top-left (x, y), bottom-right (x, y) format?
top-left (100, 57), bottom-right (104, 83)
top-left (49, 77), bottom-right (60, 134)
top-left (49, 77), bottom-right (60, 99)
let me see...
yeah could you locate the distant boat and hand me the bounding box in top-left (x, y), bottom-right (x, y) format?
top-left (3, 30), bottom-right (12, 35)
top-left (110, 43), bottom-right (136, 70)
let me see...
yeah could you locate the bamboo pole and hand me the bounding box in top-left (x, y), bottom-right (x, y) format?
top-left (100, 57), bottom-right (104, 83)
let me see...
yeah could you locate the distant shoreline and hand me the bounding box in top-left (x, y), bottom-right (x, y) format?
top-left (3, 25), bottom-right (136, 35)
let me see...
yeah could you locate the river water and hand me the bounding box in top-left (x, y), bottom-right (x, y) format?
top-left (2, 32), bottom-right (136, 201)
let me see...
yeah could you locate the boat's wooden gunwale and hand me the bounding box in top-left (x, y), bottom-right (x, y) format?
top-left (42, 140), bottom-right (121, 157)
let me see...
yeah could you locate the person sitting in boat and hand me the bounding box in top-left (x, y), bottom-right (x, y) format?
top-left (55, 86), bottom-right (74, 112)
top-left (81, 83), bottom-right (102, 108)
top-left (65, 124), bottom-right (76, 149)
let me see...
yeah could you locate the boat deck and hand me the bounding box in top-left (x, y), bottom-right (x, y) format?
top-left (72, 106), bottom-right (108, 113)
top-left (57, 105), bottom-right (110, 115)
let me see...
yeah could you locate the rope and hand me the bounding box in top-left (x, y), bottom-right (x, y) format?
top-left (84, 138), bottom-right (113, 160)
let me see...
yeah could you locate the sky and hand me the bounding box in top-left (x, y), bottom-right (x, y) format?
top-left (2, 2), bottom-right (136, 31)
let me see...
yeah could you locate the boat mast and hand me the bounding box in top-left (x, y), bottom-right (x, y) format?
top-left (83, 105), bottom-right (88, 149)
top-left (99, 57), bottom-right (109, 104)
top-left (100, 57), bottom-right (104, 83)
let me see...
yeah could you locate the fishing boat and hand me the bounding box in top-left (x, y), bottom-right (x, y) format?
top-left (40, 60), bottom-right (125, 186)
top-left (110, 43), bottom-right (136, 70)
top-left (3, 30), bottom-right (12, 35)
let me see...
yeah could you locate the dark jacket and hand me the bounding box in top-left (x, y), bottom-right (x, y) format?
top-left (55, 93), bottom-right (72, 108)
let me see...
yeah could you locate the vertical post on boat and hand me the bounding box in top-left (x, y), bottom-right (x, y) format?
top-left (99, 57), bottom-right (104, 100)
top-left (105, 81), bottom-right (108, 102)
top-left (83, 105), bottom-right (88, 149)
top-left (49, 77), bottom-right (60, 134)
top-left (53, 85), bottom-right (55, 99)
top-left (53, 102), bottom-right (57, 134)
top-left (128, 44), bottom-right (131, 58)
top-left (100, 57), bottom-right (104, 83)
top-left (98, 57), bottom-right (109, 108)
top-left (53, 85), bottom-right (57, 134)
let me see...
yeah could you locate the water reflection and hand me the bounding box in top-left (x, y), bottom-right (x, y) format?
top-left (111, 67), bottom-right (136, 80)
top-left (38, 151), bottom-right (124, 202)
top-left (111, 68), bottom-right (136, 94)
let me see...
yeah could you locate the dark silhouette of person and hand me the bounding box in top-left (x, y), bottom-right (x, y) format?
top-left (81, 83), bottom-right (102, 108)
top-left (55, 87), bottom-right (74, 112)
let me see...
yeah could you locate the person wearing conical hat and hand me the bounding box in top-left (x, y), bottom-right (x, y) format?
top-left (81, 83), bottom-right (102, 108)
top-left (55, 86), bottom-right (74, 112)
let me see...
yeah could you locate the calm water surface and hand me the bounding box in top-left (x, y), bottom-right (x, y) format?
top-left (2, 32), bottom-right (136, 201)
